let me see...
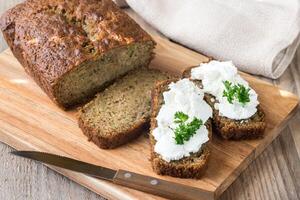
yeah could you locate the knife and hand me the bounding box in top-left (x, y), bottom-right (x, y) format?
top-left (11, 151), bottom-right (213, 200)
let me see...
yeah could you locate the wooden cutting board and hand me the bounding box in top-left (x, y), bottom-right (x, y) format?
top-left (0, 34), bottom-right (298, 200)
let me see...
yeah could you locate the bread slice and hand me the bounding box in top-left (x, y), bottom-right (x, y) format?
top-left (150, 79), bottom-right (211, 178)
top-left (183, 68), bottom-right (266, 140)
top-left (0, 0), bottom-right (155, 109)
top-left (78, 68), bottom-right (172, 149)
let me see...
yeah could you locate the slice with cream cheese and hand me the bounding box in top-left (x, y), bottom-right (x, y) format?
top-left (152, 79), bottom-right (212, 162)
top-left (191, 60), bottom-right (259, 120)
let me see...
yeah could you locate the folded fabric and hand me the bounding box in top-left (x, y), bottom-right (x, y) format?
top-left (125, 0), bottom-right (300, 79)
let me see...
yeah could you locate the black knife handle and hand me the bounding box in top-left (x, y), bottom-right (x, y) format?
top-left (113, 169), bottom-right (214, 200)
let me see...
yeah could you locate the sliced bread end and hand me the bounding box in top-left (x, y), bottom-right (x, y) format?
top-left (150, 79), bottom-right (211, 179)
top-left (78, 68), bottom-right (172, 149)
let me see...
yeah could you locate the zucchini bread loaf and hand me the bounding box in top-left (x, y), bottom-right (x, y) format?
top-left (79, 67), bottom-right (172, 149)
top-left (0, 0), bottom-right (155, 108)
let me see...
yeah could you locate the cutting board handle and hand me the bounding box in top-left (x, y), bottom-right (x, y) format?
top-left (113, 169), bottom-right (214, 200)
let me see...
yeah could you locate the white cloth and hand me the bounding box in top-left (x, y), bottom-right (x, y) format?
top-left (125, 0), bottom-right (300, 79)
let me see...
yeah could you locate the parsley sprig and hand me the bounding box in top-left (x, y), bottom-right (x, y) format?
top-left (223, 80), bottom-right (250, 106)
top-left (172, 111), bottom-right (203, 145)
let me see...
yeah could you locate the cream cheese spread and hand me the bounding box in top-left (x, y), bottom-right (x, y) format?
top-left (191, 60), bottom-right (259, 120)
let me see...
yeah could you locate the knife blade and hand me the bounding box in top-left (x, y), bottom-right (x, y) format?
top-left (11, 151), bottom-right (116, 181)
top-left (11, 151), bottom-right (213, 200)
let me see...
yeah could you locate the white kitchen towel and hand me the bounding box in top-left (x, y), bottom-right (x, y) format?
top-left (124, 0), bottom-right (300, 79)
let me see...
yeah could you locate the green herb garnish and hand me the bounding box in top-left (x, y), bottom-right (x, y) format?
top-left (172, 111), bottom-right (203, 145)
top-left (223, 80), bottom-right (250, 105)
top-left (174, 111), bottom-right (189, 123)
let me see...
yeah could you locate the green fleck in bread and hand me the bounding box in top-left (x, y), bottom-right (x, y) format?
top-left (150, 79), bottom-right (211, 179)
top-left (183, 67), bottom-right (266, 140)
top-left (0, 0), bottom-right (155, 109)
top-left (78, 68), bottom-right (172, 149)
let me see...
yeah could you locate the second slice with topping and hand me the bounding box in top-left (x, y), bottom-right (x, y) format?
top-left (150, 79), bottom-right (212, 178)
top-left (186, 60), bottom-right (266, 139)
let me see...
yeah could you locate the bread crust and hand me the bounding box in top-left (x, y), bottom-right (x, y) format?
top-left (78, 116), bottom-right (148, 149)
top-left (183, 67), bottom-right (266, 140)
top-left (150, 79), bottom-right (211, 179)
top-left (0, 0), bottom-right (154, 109)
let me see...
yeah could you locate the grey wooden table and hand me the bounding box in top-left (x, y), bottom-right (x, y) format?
top-left (0, 1), bottom-right (299, 200)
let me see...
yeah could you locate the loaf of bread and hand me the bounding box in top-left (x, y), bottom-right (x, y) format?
top-left (0, 0), bottom-right (155, 108)
top-left (150, 80), bottom-right (211, 178)
top-left (79, 67), bottom-right (172, 149)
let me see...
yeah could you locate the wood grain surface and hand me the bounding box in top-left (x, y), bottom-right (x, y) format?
top-left (0, 2), bottom-right (299, 200)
